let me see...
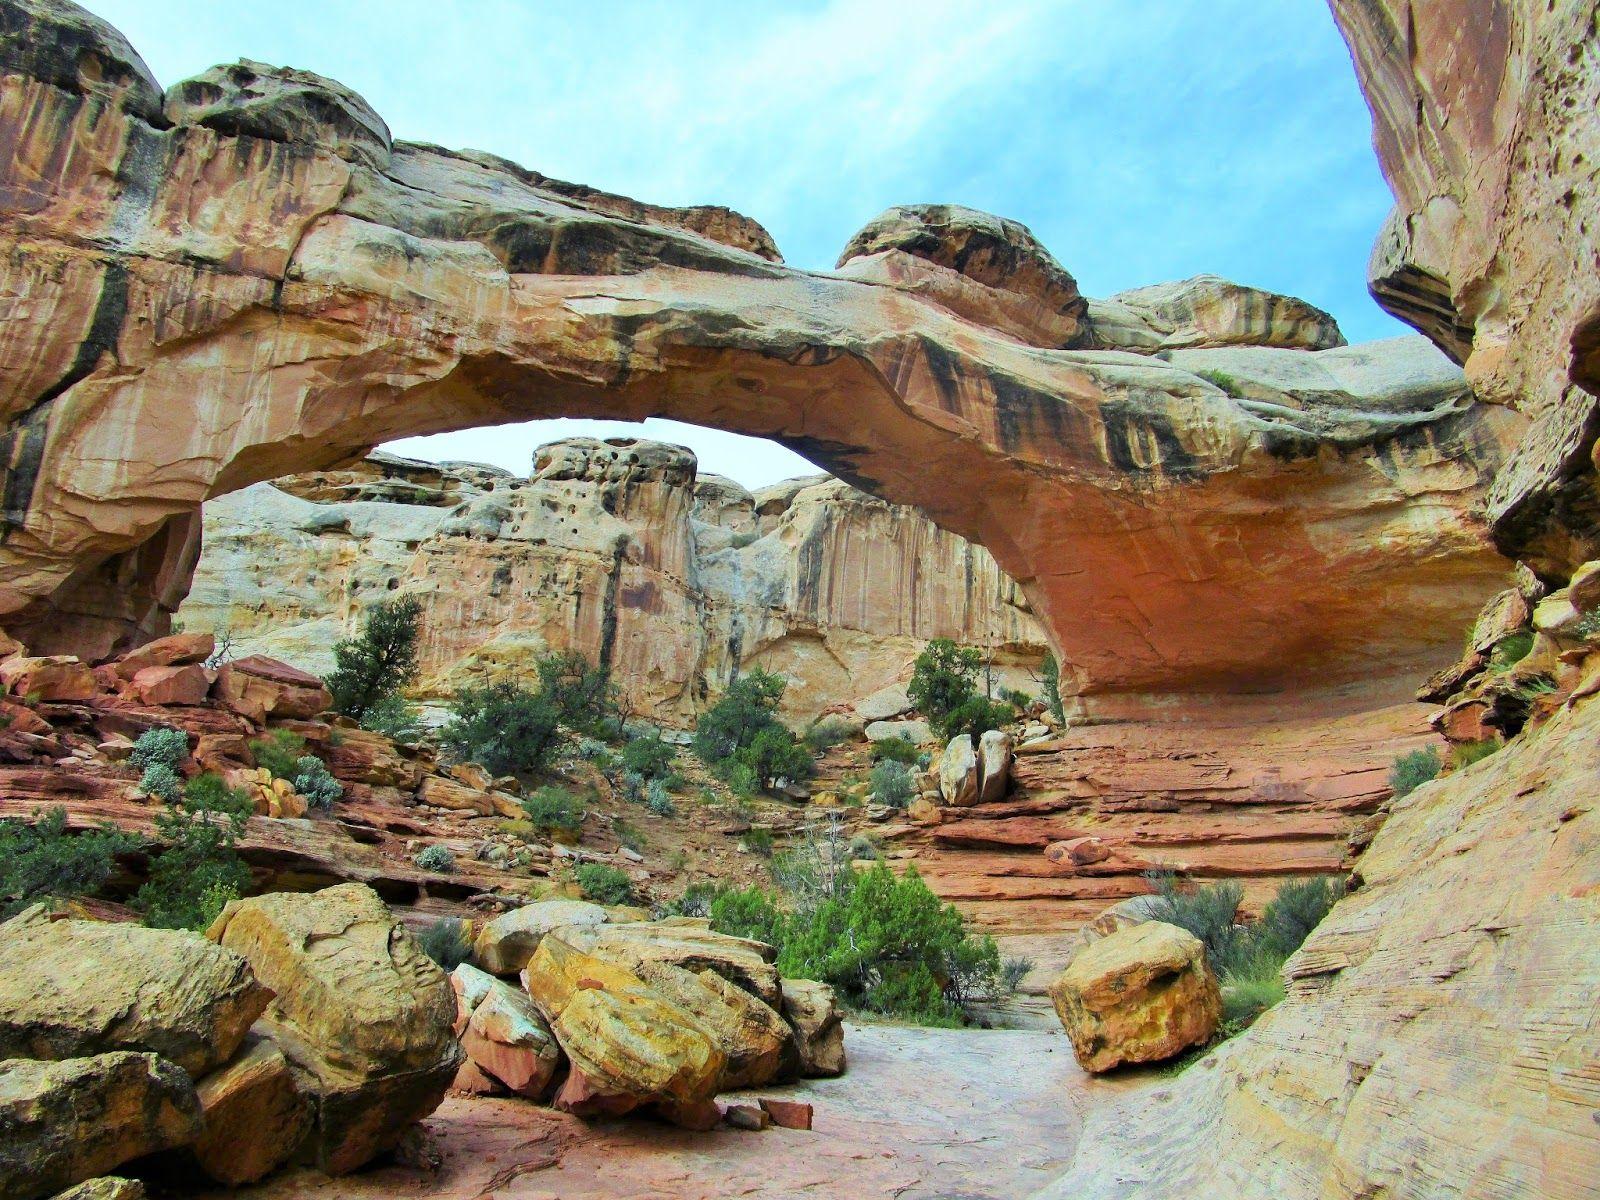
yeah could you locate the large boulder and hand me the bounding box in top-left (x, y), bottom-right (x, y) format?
top-left (976, 728), bottom-right (1012, 803)
top-left (836, 204), bottom-right (1088, 348)
top-left (471, 898), bottom-right (611, 975)
top-left (1101, 275), bottom-right (1346, 352)
top-left (634, 961), bottom-right (792, 1091)
top-left (554, 918), bottom-right (782, 1007)
top-left (109, 632), bottom-right (214, 680)
top-left (45, 1179), bottom-right (146, 1200)
top-left (779, 979), bottom-right (846, 1078)
top-left (211, 655), bottom-right (332, 722)
top-left (0, 656), bottom-right (96, 701)
top-left (164, 59), bottom-right (392, 172)
top-left (521, 934), bottom-right (723, 1120)
top-left (0, 1053), bottom-right (201, 1200)
top-left (0, 908), bottom-right (270, 1077)
top-left (207, 883), bottom-right (460, 1173)
top-left (937, 735), bottom-right (980, 806)
top-left (189, 1032), bottom-right (312, 1186)
top-left (450, 964), bottom-right (561, 1099)
top-left (1049, 921), bottom-right (1221, 1073)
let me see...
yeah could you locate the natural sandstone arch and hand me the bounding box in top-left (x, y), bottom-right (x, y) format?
top-left (0, 1), bottom-right (1523, 704)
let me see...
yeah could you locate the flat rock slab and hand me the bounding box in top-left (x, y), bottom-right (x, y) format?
top-left (191, 1023), bottom-right (1148, 1200)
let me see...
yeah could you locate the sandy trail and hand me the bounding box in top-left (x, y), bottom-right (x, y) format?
top-left (202, 1023), bottom-right (1146, 1200)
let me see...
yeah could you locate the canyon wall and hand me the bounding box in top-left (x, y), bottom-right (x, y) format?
top-left (1041, 4), bottom-right (1600, 1196)
top-left (179, 439), bottom-right (1044, 722)
top-left (0, 0), bottom-right (1520, 709)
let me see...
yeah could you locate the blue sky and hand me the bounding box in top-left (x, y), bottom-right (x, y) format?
top-left (94, 0), bottom-right (1402, 488)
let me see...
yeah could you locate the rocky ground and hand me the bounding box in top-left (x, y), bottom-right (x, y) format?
top-left (198, 1022), bottom-right (1124, 1200)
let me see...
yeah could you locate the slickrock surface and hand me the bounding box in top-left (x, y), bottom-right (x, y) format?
top-left (0, 1), bottom-right (1517, 703)
top-left (192, 1023), bottom-right (1130, 1200)
top-left (1044, 686), bottom-right (1600, 1199)
top-left (180, 442), bottom-right (1045, 723)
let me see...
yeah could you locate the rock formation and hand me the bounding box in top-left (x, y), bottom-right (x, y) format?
top-left (178, 440), bottom-right (1045, 723)
top-left (0, 0), bottom-right (1518, 713)
top-left (1333, 0), bottom-right (1600, 575)
top-left (1033, 4), bottom-right (1600, 1196)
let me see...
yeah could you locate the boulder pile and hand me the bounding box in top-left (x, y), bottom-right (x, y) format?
top-left (0, 883), bottom-right (459, 1199)
top-left (448, 899), bottom-right (847, 1129)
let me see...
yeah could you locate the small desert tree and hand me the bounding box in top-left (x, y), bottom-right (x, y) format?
top-left (327, 595), bottom-right (424, 721)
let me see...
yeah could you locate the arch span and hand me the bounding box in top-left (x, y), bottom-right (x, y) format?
top-left (0, 1), bottom-right (1521, 700)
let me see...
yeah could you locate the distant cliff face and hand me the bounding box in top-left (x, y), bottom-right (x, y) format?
top-left (179, 438), bottom-right (1045, 722)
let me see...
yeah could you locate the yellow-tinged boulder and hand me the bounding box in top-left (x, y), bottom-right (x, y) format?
top-left (0, 1053), bottom-right (201, 1200)
top-left (0, 907), bottom-right (270, 1078)
top-left (555, 917), bottom-right (782, 1007)
top-left (778, 978), bottom-right (846, 1078)
top-left (521, 934), bottom-right (723, 1118)
top-left (45, 1177), bottom-right (146, 1200)
top-left (207, 883), bottom-right (461, 1173)
top-left (634, 961), bottom-right (792, 1090)
top-left (472, 898), bottom-right (611, 975)
top-left (1049, 920), bottom-right (1220, 1073)
top-left (190, 1033), bottom-right (312, 1185)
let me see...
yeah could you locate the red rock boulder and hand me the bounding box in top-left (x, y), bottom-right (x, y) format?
top-left (212, 656), bottom-right (331, 723)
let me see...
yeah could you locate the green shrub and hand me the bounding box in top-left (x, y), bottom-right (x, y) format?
top-left (1389, 746), bottom-right (1441, 798)
top-left (1575, 606), bottom-right (1600, 639)
top-left (130, 727), bottom-right (188, 772)
top-left (291, 755), bottom-right (342, 809)
top-left (416, 916), bottom-right (471, 969)
top-left (0, 807), bottom-right (137, 916)
top-left (1040, 653), bottom-right (1066, 723)
top-left (871, 736), bottom-right (921, 764)
top-left (1488, 629), bottom-right (1534, 671)
top-left (1142, 870), bottom-right (1246, 976)
top-left (1451, 739), bottom-right (1501, 769)
top-left (869, 760), bottom-right (916, 810)
top-left (520, 785), bottom-right (586, 835)
top-left (534, 649), bottom-right (615, 734)
top-left (1254, 875), bottom-right (1344, 960)
top-left (644, 779), bottom-right (676, 817)
top-left (714, 862), bottom-right (1000, 1026)
top-left (612, 818), bottom-right (645, 854)
top-left (1219, 953), bottom-right (1287, 1034)
top-left (693, 668), bottom-right (787, 762)
top-left (441, 681), bottom-right (561, 776)
top-left (692, 668), bottom-right (813, 793)
top-left (1000, 687), bottom-right (1033, 710)
top-left (907, 639), bottom-right (983, 736)
top-left (414, 844), bottom-right (455, 873)
top-left (138, 763), bottom-right (182, 804)
top-left (327, 595), bottom-right (423, 721)
top-left (249, 729), bottom-right (306, 781)
top-left (360, 693), bottom-right (426, 744)
top-left (849, 834), bottom-right (880, 860)
top-left (803, 718), bottom-right (855, 752)
top-left (135, 772), bottom-right (253, 931)
top-left (575, 862), bottom-right (634, 905)
top-left (744, 827), bottom-right (774, 856)
top-left (621, 733), bottom-right (677, 782)
top-left (661, 881), bottom-right (722, 918)
top-left (1001, 954), bottom-right (1034, 992)
top-left (940, 694), bottom-right (1016, 743)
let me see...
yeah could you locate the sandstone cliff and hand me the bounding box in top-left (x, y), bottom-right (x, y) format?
top-left (0, 0), bottom-right (1519, 710)
top-left (179, 440), bottom-right (1044, 722)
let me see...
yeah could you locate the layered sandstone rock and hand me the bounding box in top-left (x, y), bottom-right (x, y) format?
top-left (0, 0), bottom-right (1516, 707)
top-left (1331, 1), bottom-right (1600, 575)
top-left (179, 441), bottom-right (1045, 723)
